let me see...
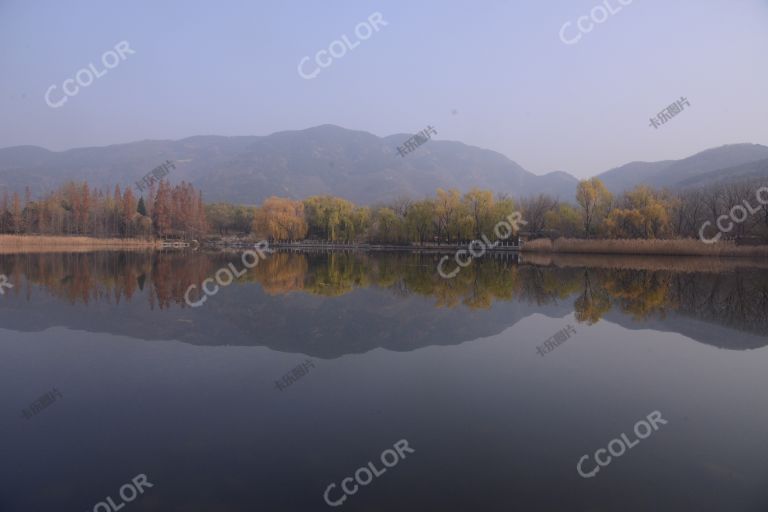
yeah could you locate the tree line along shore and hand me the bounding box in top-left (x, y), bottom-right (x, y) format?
top-left (1, 177), bottom-right (767, 256)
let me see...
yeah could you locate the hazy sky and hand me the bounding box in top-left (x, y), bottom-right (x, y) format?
top-left (1, 0), bottom-right (767, 178)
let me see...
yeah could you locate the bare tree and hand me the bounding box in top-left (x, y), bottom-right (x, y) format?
top-left (520, 194), bottom-right (558, 237)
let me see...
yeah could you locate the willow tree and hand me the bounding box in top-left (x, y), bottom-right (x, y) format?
top-left (434, 188), bottom-right (462, 243)
top-left (605, 186), bottom-right (674, 239)
top-left (462, 188), bottom-right (495, 239)
top-left (303, 195), bottom-right (358, 241)
top-left (253, 196), bottom-right (308, 241)
top-left (576, 178), bottom-right (612, 238)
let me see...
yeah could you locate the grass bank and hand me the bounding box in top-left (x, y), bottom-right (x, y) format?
top-left (521, 237), bottom-right (768, 258)
top-left (0, 235), bottom-right (159, 253)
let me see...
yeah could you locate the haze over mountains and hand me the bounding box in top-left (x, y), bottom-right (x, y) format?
top-left (1, 125), bottom-right (766, 204)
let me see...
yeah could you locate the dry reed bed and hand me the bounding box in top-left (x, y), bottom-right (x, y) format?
top-left (0, 235), bottom-right (159, 254)
top-left (521, 237), bottom-right (768, 258)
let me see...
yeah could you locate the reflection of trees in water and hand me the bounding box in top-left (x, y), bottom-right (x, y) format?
top-left (0, 252), bottom-right (148, 306)
top-left (351, 253), bottom-right (520, 309)
top-left (574, 269), bottom-right (612, 325)
top-left (245, 252), bottom-right (523, 308)
top-left (2, 251), bottom-right (767, 335)
top-left (517, 266), bottom-right (581, 307)
top-left (304, 252), bottom-right (370, 297)
top-left (248, 252), bottom-right (309, 295)
top-left (667, 270), bottom-right (768, 336)
top-left (601, 270), bottom-right (673, 321)
top-left (0, 251), bottom-right (213, 310)
top-left (149, 253), bottom-right (216, 310)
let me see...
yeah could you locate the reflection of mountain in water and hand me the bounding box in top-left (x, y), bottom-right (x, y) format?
top-left (0, 251), bottom-right (766, 356)
top-left (604, 310), bottom-right (768, 351)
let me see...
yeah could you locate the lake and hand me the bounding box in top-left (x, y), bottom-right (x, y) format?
top-left (2, 249), bottom-right (768, 511)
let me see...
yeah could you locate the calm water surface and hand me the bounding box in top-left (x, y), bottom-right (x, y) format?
top-left (2, 250), bottom-right (768, 511)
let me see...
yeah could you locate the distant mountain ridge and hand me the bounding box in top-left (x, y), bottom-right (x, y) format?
top-left (596, 143), bottom-right (768, 193)
top-left (0, 126), bottom-right (766, 204)
top-left (0, 125), bottom-right (580, 204)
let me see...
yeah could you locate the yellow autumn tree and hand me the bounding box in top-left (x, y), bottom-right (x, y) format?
top-left (253, 196), bottom-right (308, 241)
top-left (575, 178), bottom-right (612, 238)
top-left (605, 186), bottom-right (674, 238)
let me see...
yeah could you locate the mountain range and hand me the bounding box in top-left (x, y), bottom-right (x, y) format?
top-left (1, 125), bottom-right (767, 204)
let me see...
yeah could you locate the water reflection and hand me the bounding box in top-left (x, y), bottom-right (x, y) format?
top-left (0, 250), bottom-right (767, 353)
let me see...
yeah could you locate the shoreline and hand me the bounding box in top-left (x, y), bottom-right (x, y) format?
top-left (272, 242), bottom-right (521, 253)
top-left (520, 237), bottom-right (768, 258)
top-left (3, 235), bottom-right (768, 259)
top-left (272, 238), bottom-right (768, 258)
